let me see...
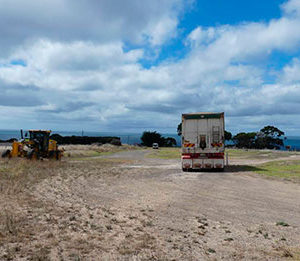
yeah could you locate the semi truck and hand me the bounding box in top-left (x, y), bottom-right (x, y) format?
top-left (181, 112), bottom-right (225, 171)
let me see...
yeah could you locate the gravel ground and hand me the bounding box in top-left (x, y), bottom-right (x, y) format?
top-left (0, 149), bottom-right (299, 260)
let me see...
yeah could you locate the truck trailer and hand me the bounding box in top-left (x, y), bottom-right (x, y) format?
top-left (181, 112), bottom-right (225, 171)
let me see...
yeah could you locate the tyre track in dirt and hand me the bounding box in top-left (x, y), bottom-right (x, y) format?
top-left (3, 149), bottom-right (298, 260)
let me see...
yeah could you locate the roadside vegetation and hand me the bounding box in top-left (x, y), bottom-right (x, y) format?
top-left (140, 131), bottom-right (177, 147)
top-left (256, 160), bottom-right (300, 181)
top-left (0, 156), bottom-right (130, 260)
top-left (62, 144), bottom-right (141, 159)
top-left (148, 147), bottom-right (300, 182)
top-left (231, 126), bottom-right (285, 149)
top-left (0, 145), bottom-right (300, 259)
top-left (227, 148), bottom-right (300, 159)
top-left (148, 147), bottom-right (300, 161)
top-left (147, 147), bottom-right (181, 159)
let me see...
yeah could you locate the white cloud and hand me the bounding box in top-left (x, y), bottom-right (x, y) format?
top-left (187, 18), bottom-right (300, 64)
top-left (0, 0), bottom-right (186, 55)
top-left (147, 16), bottom-right (179, 46)
top-left (1, 0), bottom-right (300, 134)
top-left (281, 58), bottom-right (300, 83)
top-left (282, 0), bottom-right (300, 16)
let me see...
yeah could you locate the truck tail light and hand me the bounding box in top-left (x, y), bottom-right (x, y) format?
top-left (182, 154), bottom-right (191, 159)
top-left (208, 153), bottom-right (224, 159)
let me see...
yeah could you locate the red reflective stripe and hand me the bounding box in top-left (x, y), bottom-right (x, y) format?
top-left (182, 153), bottom-right (224, 159)
top-left (208, 153), bottom-right (224, 159)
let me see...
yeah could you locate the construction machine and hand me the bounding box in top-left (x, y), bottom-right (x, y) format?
top-left (1, 130), bottom-right (63, 160)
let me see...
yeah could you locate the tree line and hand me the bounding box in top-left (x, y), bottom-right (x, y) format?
top-left (142, 125), bottom-right (285, 149)
top-left (140, 131), bottom-right (177, 147)
top-left (230, 126), bottom-right (285, 149)
top-left (177, 123), bottom-right (284, 150)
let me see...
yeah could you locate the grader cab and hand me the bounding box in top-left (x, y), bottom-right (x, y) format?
top-left (2, 130), bottom-right (63, 160)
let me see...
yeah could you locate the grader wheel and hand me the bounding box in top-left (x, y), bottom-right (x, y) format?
top-left (27, 150), bottom-right (39, 160)
top-left (49, 150), bottom-right (62, 160)
top-left (1, 149), bottom-right (11, 158)
top-left (55, 150), bottom-right (62, 160)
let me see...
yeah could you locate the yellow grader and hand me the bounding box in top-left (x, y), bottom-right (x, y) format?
top-left (1, 130), bottom-right (63, 160)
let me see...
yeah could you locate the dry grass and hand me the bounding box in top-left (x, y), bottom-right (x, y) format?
top-left (1, 145), bottom-right (300, 260)
top-left (227, 148), bottom-right (300, 159)
top-left (0, 159), bottom-right (66, 256)
top-left (147, 147), bottom-right (181, 159)
top-left (0, 155), bottom-right (130, 260)
top-left (255, 160), bottom-right (300, 182)
top-left (62, 144), bottom-right (141, 158)
top-left (0, 159), bottom-right (64, 195)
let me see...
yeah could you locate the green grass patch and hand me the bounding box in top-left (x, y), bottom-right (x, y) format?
top-left (148, 148), bottom-right (300, 161)
top-left (255, 160), bottom-right (300, 181)
top-left (64, 145), bottom-right (143, 159)
top-left (227, 149), bottom-right (300, 160)
top-left (276, 221), bottom-right (290, 227)
top-left (69, 151), bottom-right (115, 161)
top-left (147, 148), bottom-right (181, 159)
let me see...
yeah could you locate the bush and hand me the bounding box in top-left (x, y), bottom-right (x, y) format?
top-left (141, 131), bottom-right (164, 147)
top-left (233, 125), bottom-right (285, 149)
top-left (140, 131), bottom-right (177, 147)
top-left (50, 134), bottom-right (122, 146)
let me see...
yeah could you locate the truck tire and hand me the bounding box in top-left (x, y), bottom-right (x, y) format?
top-left (1, 149), bottom-right (11, 158)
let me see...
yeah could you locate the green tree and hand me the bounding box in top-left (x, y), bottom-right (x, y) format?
top-left (255, 126), bottom-right (285, 149)
top-left (233, 132), bottom-right (257, 148)
top-left (177, 123), bottom-right (182, 136)
top-left (260, 126), bottom-right (284, 138)
top-left (164, 137), bottom-right (177, 147)
top-left (225, 130), bottom-right (232, 141)
top-left (141, 131), bottom-right (164, 147)
top-left (233, 126), bottom-right (285, 149)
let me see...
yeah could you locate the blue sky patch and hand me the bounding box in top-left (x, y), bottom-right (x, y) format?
top-left (10, 59), bottom-right (27, 67)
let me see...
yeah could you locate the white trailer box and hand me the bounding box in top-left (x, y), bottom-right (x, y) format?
top-left (181, 112), bottom-right (225, 171)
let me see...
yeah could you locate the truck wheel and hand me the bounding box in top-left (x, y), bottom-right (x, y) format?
top-left (1, 149), bottom-right (11, 158)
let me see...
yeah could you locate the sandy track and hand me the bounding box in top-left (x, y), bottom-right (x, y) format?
top-left (1, 149), bottom-right (299, 260)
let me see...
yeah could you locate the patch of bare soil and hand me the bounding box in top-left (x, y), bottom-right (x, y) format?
top-left (0, 150), bottom-right (299, 260)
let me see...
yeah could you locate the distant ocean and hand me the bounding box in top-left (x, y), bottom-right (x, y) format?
top-left (0, 129), bottom-right (181, 146)
top-left (1, 129), bottom-right (300, 150)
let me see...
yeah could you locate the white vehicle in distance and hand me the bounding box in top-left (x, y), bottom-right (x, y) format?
top-left (152, 143), bottom-right (159, 149)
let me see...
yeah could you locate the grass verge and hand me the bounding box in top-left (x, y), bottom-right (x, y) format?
top-left (147, 148), bottom-right (181, 159)
top-left (227, 149), bottom-right (300, 160)
top-left (255, 160), bottom-right (300, 181)
top-left (63, 144), bottom-right (142, 159)
top-left (147, 148), bottom-right (300, 161)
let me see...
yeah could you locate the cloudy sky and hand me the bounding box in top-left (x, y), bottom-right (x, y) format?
top-left (1, 0), bottom-right (300, 135)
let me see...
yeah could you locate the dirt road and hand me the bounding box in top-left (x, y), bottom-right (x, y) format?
top-left (1, 149), bottom-right (300, 260)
